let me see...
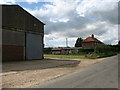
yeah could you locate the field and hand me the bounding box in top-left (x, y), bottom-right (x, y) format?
top-left (44, 54), bottom-right (91, 59)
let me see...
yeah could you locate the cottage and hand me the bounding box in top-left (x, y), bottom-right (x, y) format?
top-left (2, 5), bottom-right (45, 61)
top-left (82, 34), bottom-right (103, 48)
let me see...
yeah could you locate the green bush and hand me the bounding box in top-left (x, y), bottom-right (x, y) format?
top-left (79, 48), bottom-right (94, 54)
top-left (94, 44), bottom-right (111, 54)
top-left (44, 47), bottom-right (52, 54)
top-left (97, 52), bottom-right (117, 58)
top-left (94, 44), bottom-right (118, 58)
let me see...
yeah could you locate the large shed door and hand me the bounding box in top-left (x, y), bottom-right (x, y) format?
top-left (26, 33), bottom-right (43, 59)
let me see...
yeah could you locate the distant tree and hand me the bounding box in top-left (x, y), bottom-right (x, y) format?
top-left (75, 37), bottom-right (83, 47)
top-left (44, 47), bottom-right (52, 54)
top-left (118, 40), bottom-right (120, 45)
top-left (118, 40), bottom-right (120, 52)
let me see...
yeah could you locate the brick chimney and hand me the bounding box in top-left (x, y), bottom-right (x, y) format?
top-left (92, 34), bottom-right (94, 38)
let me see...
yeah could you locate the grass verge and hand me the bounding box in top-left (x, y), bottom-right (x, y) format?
top-left (44, 54), bottom-right (93, 59)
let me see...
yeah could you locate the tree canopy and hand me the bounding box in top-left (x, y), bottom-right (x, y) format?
top-left (118, 40), bottom-right (120, 45)
top-left (75, 37), bottom-right (83, 47)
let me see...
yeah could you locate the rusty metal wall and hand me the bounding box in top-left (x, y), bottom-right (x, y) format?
top-left (2, 45), bottom-right (24, 61)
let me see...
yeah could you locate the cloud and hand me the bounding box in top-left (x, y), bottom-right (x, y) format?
top-left (0, 0), bottom-right (119, 47)
top-left (0, 0), bottom-right (15, 4)
top-left (87, 5), bottom-right (118, 25)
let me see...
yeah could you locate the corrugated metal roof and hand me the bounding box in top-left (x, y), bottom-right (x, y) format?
top-left (52, 48), bottom-right (62, 50)
top-left (52, 47), bottom-right (82, 50)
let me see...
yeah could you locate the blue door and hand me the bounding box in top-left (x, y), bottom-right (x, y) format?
top-left (26, 33), bottom-right (43, 59)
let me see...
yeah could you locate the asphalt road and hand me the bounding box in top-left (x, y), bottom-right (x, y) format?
top-left (35, 55), bottom-right (118, 88)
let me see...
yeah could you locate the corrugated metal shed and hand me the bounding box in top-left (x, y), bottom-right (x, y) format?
top-left (2, 5), bottom-right (45, 61)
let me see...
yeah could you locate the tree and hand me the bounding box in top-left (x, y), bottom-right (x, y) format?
top-left (118, 40), bottom-right (120, 45)
top-left (44, 47), bottom-right (52, 54)
top-left (75, 37), bottom-right (83, 47)
top-left (118, 40), bottom-right (120, 52)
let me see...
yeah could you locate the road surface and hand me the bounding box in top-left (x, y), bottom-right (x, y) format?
top-left (35, 55), bottom-right (118, 88)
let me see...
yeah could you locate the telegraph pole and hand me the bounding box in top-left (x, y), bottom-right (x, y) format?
top-left (66, 38), bottom-right (68, 47)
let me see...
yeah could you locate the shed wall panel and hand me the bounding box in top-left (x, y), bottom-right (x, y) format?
top-left (2, 5), bottom-right (44, 34)
top-left (26, 33), bottom-right (43, 59)
top-left (2, 29), bottom-right (25, 46)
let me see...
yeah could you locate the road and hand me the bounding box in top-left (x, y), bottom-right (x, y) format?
top-left (35, 55), bottom-right (118, 88)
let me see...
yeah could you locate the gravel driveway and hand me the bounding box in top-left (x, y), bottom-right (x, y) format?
top-left (2, 58), bottom-right (105, 88)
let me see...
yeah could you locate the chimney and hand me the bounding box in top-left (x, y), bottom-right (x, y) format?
top-left (92, 34), bottom-right (94, 38)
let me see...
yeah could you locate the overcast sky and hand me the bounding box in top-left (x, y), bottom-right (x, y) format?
top-left (1, 0), bottom-right (119, 47)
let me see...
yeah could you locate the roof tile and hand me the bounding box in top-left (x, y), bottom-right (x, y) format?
top-left (82, 37), bottom-right (102, 43)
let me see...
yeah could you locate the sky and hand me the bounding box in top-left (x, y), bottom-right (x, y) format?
top-left (0, 0), bottom-right (119, 47)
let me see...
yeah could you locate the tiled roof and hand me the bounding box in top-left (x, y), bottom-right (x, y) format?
top-left (82, 37), bottom-right (102, 43)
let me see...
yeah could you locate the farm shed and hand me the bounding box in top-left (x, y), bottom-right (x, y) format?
top-left (51, 47), bottom-right (82, 54)
top-left (2, 5), bottom-right (45, 61)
